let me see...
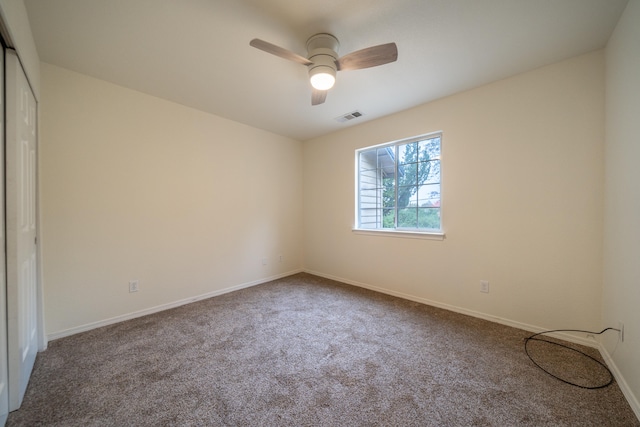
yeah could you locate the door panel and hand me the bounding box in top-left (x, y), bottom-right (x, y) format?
top-left (6, 49), bottom-right (38, 412)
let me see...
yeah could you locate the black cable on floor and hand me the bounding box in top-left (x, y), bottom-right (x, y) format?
top-left (524, 327), bottom-right (619, 389)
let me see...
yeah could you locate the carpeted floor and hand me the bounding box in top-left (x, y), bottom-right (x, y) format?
top-left (7, 273), bottom-right (639, 426)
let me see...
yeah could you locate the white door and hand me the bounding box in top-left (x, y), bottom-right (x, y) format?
top-left (5, 49), bottom-right (38, 411)
top-left (0, 46), bottom-right (11, 425)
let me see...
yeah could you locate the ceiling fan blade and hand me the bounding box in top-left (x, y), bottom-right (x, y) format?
top-left (336, 42), bottom-right (398, 71)
top-left (311, 89), bottom-right (327, 106)
top-left (249, 39), bottom-right (313, 66)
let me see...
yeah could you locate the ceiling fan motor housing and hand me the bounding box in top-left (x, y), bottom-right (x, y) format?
top-left (306, 33), bottom-right (339, 80)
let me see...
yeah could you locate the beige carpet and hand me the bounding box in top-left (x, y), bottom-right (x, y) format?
top-left (7, 273), bottom-right (639, 426)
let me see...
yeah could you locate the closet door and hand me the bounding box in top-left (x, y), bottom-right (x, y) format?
top-left (6, 49), bottom-right (38, 411)
top-left (0, 46), bottom-right (10, 424)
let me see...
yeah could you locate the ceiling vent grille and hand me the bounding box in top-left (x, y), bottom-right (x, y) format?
top-left (335, 110), bottom-right (364, 123)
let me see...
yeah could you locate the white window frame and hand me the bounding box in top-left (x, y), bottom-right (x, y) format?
top-left (353, 132), bottom-right (445, 240)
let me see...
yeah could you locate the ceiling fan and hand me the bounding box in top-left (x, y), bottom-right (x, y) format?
top-left (250, 33), bottom-right (398, 106)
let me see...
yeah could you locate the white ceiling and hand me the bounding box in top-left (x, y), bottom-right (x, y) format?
top-left (24, 0), bottom-right (628, 141)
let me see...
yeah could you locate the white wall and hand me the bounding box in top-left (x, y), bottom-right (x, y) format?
top-left (603, 0), bottom-right (640, 416)
top-left (304, 51), bottom-right (605, 339)
top-left (40, 63), bottom-right (303, 337)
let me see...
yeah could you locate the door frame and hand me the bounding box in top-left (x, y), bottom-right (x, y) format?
top-left (0, 42), bottom-right (9, 426)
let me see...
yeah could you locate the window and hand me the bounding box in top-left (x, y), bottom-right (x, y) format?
top-left (356, 133), bottom-right (442, 234)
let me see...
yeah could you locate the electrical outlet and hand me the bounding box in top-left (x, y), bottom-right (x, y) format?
top-left (480, 280), bottom-right (489, 293)
top-left (262, 258), bottom-right (268, 266)
top-left (278, 254), bottom-right (283, 263)
top-left (619, 321), bottom-right (625, 342)
top-left (129, 280), bottom-right (139, 293)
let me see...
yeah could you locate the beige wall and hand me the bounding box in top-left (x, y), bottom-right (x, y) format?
top-left (303, 51), bottom-right (605, 338)
top-left (603, 0), bottom-right (640, 415)
top-left (40, 63), bottom-right (304, 337)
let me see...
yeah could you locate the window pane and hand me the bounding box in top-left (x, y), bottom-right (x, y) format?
top-left (397, 207), bottom-right (418, 228)
top-left (359, 170), bottom-right (380, 190)
top-left (397, 185), bottom-right (417, 208)
top-left (398, 142), bottom-right (418, 165)
top-left (377, 147), bottom-right (395, 173)
top-left (359, 150), bottom-right (377, 172)
top-left (419, 137), bottom-right (440, 161)
top-left (417, 184), bottom-right (440, 207)
top-left (431, 160), bottom-right (441, 182)
top-left (359, 208), bottom-right (380, 229)
top-left (417, 160), bottom-right (440, 185)
top-left (398, 163), bottom-right (417, 186)
top-left (359, 188), bottom-right (379, 204)
top-left (382, 172), bottom-right (395, 188)
top-left (418, 207), bottom-right (440, 229)
top-left (383, 208), bottom-right (395, 228)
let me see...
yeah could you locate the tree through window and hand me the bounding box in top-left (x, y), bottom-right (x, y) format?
top-left (357, 133), bottom-right (441, 231)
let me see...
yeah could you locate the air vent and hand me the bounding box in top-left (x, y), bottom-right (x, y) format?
top-left (335, 110), bottom-right (364, 123)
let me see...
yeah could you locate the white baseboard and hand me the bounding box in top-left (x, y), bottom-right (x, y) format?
top-left (303, 269), bottom-right (598, 348)
top-left (599, 343), bottom-right (640, 421)
top-left (47, 269), bottom-right (303, 342)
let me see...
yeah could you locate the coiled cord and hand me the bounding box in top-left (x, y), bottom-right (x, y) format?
top-left (524, 327), bottom-right (619, 389)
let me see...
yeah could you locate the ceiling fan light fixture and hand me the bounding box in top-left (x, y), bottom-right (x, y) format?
top-left (250, 32), bottom-right (398, 105)
top-left (309, 66), bottom-right (336, 90)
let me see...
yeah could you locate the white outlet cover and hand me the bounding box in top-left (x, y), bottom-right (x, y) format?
top-left (480, 280), bottom-right (489, 293)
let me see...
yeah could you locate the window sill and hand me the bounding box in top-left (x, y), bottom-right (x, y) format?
top-left (352, 228), bottom-right (445, 241)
